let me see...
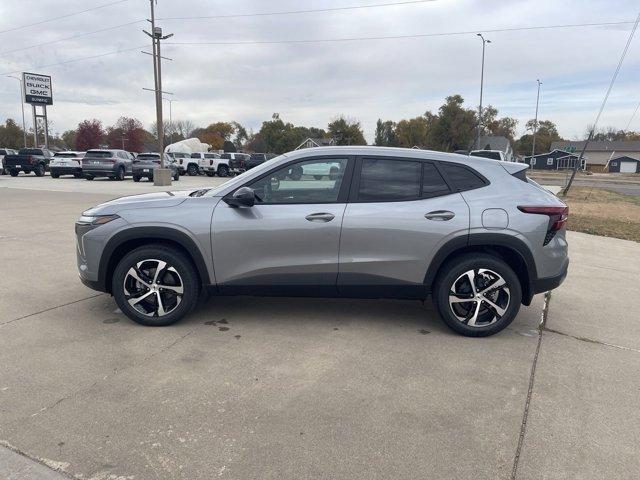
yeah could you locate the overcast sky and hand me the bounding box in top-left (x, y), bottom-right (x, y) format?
top-left (0, 0), bottom-right (638, 142)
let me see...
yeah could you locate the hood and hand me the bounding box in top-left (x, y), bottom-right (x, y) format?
top-left (83, 190), bottom-right (198, 215)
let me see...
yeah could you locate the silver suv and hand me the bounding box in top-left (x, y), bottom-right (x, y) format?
top-left (76, 147), bottom-right (568, 337)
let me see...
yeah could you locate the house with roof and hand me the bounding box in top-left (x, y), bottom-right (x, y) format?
top-left (607, 155), bottom-right (640, 174)
top-left (550, 140), bottom-right (640, 172)
top-left (295, 137), bottom-right (336, 150)
top-left (474, 135), bottom-right (516, 162)
top-left (524, 149), bottom-right (585, 170)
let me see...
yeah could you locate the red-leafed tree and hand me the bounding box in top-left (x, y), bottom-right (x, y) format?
top-left (106, 117), bottom-right (146, 152)
top-left (75, 119), bottom-right (105, 151)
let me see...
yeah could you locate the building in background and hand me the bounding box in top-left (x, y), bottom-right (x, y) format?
top-left (524, 149), bottom-right (585, 170)
top-left (475, 135), bottom-right (515, 162)
top-left (295, 137), bottom-right (336, 150)
top-left (607, 155), bottom-right (640, 173)
top-left (551, 140), bottom-right (640, 172)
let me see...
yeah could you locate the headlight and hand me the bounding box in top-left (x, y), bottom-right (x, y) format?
top-left (77, 214), bottom-right (120, 225)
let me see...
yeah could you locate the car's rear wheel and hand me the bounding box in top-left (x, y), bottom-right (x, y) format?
top-left (217, 165), bottom-right (229, 177)
top-left (187, 164), bottom-right (199, 176)
top-left (133, 175), bottom-right (141, 182)
top-left (34, 163), bottom-right (45, 177)
top-left (112, 245), bottom-right (200, 326)
top-left (85, 175), bottom-right (94, 181)
top-left (173, 171), bottom-right (180, 181)
top-left (433, 253), bottom-right (522, 337)
top-left (51, 171), bottom-right (60, 179)
top-left (115, 166), bottom-right (125, 181)
top-left (9, 169), bottom-right (19, 177)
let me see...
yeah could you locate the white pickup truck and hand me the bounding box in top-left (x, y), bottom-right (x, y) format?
top-left (190, 152), bottom-right (235, 177)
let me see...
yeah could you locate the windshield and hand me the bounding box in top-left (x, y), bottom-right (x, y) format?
top-left (18, 148), bottom-right (43, 155)
top-left (85, 151), bottom-right (113, 158)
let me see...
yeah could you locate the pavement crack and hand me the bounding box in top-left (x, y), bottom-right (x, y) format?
top-left (511, 290), bottom-right (551, 480)
top-left (543, 327), bottom-right (640, 354)
top-left (0, 294), bottom-right (104, 327)
top-left (0, 440), bottom-right (78, 479)
top-left (22, 328), bottom-right (196, 422)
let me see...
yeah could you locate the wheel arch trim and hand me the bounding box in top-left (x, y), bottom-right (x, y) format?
top-left (98, 226), bottom-right (211, 293)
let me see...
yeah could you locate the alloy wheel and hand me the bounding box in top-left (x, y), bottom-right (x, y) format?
top-left (448, 268), bottom-right (510, 327)
top-left (123, 259), bottom-right (184, 317)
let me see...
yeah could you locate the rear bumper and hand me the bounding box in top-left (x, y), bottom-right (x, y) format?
top-left (83, 167), bottom-right (118, 177)
top-left (51, 166), bottom-right (82, 174)
top-left (532, 258), bottom-right (569, 295)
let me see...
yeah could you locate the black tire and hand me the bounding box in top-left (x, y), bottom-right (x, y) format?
top-left (51, 171), bottom-right (60, 179)
top-left (74, 172), bottom-right (83, 179)
top-left (115, 166), bottom-right (125, 181)
top-left (34, 163), bottom-right (45, 177)
top-left (187, 164), bottom-right (199, 176)
top-left (433, 253), bottom-right (522, 337)
top-left (173, 171), bottom-right (180, 181)
top-left (133, 175), bottom-right (141, 182)
top-left (9, 169), bottom-right (19, 177)
top-left (217, 165), bottom-right (229, 177)
top-left (112, 244), bottom-right (200, 327)
top-left (314, 175), bottom-right (323, 180)
top-left (206, 171), bottom-right (215, 177)
top-left (85, 175), bottom-right (94, 181)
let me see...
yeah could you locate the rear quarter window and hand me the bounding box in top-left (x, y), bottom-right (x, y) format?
top-left (440, 163), bottom-right (487, 192)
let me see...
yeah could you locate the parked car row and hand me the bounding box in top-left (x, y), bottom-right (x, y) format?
top-left (1, 147), bottom-right (274, 181)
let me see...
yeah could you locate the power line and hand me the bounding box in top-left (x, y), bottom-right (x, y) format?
top-left (0, 0), bottom-right (132, 35)
top-left (1, 19), bottom-right (636, 76)
top-left (624, 101), bottom-right (640, 131)
top-left (163, 20), bottom-right (637, 46)
top-left (0, 20), bottom-right (145, 57)
top-left (0, 45), bottom-right (146, 76)
top-left (158, 0), bottom-right (438, 21)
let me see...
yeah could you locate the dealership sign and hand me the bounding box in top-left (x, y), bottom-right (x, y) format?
top-left (22, 72), bottom-right (53, 105)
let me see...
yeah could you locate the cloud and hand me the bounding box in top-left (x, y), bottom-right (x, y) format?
top-left (0, 0), bottom-right (638, 140)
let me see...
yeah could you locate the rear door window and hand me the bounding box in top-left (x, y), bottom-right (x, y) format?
top-left (358, 158), bottom-right (421, 201)
top-left (422, 163), bottom-right (451, 198)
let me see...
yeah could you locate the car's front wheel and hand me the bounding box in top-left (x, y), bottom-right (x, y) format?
top-left (433, 253), bottom-right (522, 337)
top-left (187, 164), bottom-right (199, 176)
top-left (112, 245), bottom-right (200, 326)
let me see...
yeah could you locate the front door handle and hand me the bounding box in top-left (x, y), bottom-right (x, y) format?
top-left (425, 210), bottom-right (455, 221)
top-left (305, 212), bottom-right (335, 223)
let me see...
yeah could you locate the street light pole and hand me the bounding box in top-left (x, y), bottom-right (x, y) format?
top-left (531, 79), bottom-right (542, 162)
top-left (6, 75), bottom-right (27, 147)
top-left (476, 34), bottom-right (491, 150)
top-left (163, 97), bottom-right (176, 145)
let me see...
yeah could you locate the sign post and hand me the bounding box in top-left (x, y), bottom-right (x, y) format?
top-left (22, 72), bottom-right (52, 149)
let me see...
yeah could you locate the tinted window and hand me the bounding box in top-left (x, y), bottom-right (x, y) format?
top-left (18, 148), bottom-right (44, 155)
top-left (55, 152), bottom-right (81, 158)
top-left (137, 154), bottom-right (159, 160)
top-left (85, 151), bottom-right (113, 158)
top-left (248, 158), bottom-right (348, 204)
top-left (0, 150), bottom-right (7, 155)
top-left (221, 153), bottom-right (231, 159)
top-left (358, 159), bottom-right (420, 201)
top-left (191, 153), bottom-right (200, 158)
top-left (441, 163), bottom-right (486, 191)
top-left (422, 163), bottom-right (450, 198)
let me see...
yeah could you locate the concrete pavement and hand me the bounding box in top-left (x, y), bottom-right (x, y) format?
top-left (0, 183), bottom-right (638, 479)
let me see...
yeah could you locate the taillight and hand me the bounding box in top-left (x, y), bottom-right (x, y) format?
top-left (210, 160), bottom-right (213, 166)
top-left (518, 205), bottom-right (569, 245)
top-left (179, 159), bottom-right (183, 164)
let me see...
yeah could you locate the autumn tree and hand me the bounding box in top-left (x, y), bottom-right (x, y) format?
top-left (0, 119), bottom-right (25, 149)
top-left (515, 119), bottom-right (562, 156)
top-left (61, 130), bottom-right (77, 150)
top-left (106, 117), bottom-right (146, 152)
top-left (75, 119), bottom-right (105, 151)
top-left (429, 95), bottom-right (477, 151)
top-left (193, 122), bottom-right (236, 150)
top-left (374, 119), bottom-right (398, 146)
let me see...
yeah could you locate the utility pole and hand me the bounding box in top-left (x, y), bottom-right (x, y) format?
top-left (6, 75), bottom-right (27, 147)
top-left (476, 34), bottom-right (491, 150)
top-left (144, 0), bottom-right (173, 185)
top-left (531, 79), bottom-right (542, 162)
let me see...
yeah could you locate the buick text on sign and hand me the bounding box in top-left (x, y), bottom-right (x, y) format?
top-left (23, 72), bottom-right (53, 105)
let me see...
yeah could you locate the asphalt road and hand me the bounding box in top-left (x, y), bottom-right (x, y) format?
top-left (529, 175), bottom-right (640, 196)
top-left (1, 177), bottom-right (638, 479)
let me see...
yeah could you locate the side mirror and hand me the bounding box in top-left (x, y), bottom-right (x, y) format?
top-left (225, 187), bottom-right (255, 208)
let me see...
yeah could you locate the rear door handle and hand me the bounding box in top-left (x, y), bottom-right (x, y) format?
top-left (425, 210), bottom-right (455, 221)
top-left (305, 213), bottom-right (335, 222)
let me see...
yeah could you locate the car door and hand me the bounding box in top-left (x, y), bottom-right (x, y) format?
top-left (211, 156), bottom-right (353, 295)
top-left (338, 156), bottom-right (470, 297)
